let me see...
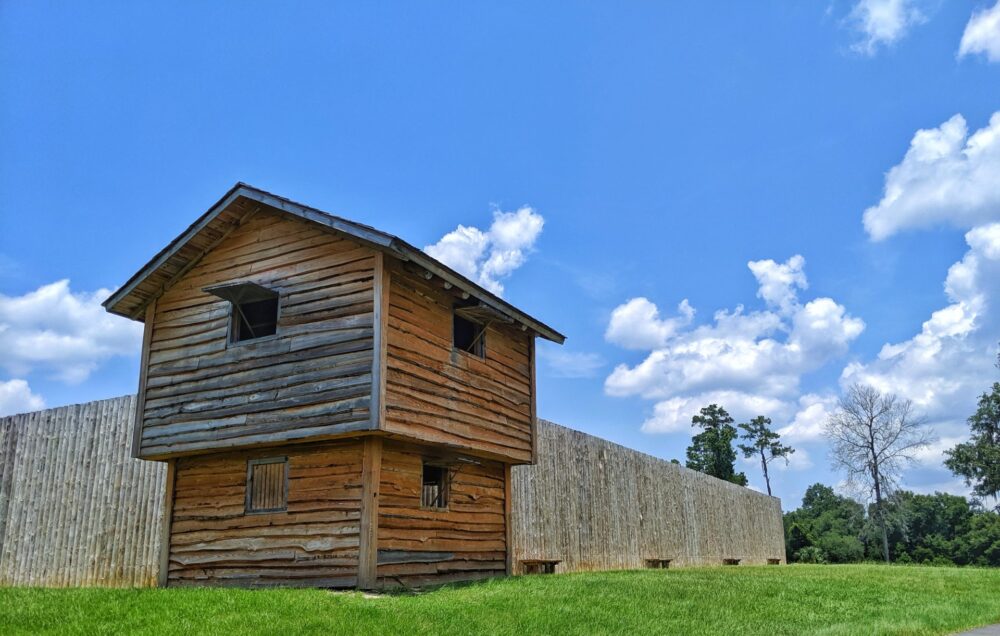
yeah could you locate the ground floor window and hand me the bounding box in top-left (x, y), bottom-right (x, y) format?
top-left (421, 463), bottom-right (449, 509)
top-left (246, 457), bottom-right (288, 513)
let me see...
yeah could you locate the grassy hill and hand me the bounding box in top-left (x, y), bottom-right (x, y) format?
top-left (2, 564), bottom-right (998, 635)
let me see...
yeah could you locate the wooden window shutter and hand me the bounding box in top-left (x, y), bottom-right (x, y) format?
top-left (246, 457), bottom-right (288, 513)
top-left (421, 464), bottom-right (449, 509)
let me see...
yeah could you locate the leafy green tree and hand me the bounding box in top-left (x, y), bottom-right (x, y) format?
top-left (783, 483), bottom-right (1000, 567)
top-left (783, 484), bottom-right (865, 563)
top-left (737, 415), bottom-right (794, 496)
top-left (876, 491), bottom-right (972, 566)
top-left (962, 510), bottom-right (1000, 566)
top-left (817, 533), bottom-right (865, 563)
top-left (786, 522), bottom-right (812, 559)
top-left (685, 404), bottom-right (747, 486)
top-left (945, 382), bottom-right (1000, 510)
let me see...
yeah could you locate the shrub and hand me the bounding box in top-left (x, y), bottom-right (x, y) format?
top-left (817, 534), bottom-right (864, 563)
top-left (794, 546), bottom-right (827, 564)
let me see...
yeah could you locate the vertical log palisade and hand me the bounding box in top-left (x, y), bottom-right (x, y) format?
top-left (103, 183), bottom-right (565, 589)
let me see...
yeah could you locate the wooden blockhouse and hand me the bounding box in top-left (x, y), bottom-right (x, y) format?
top-left (104, 183), bottom-right (565, 589)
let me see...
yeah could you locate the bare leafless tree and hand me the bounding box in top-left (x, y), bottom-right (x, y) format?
top-left (825, 384), bottom-right (934, 563)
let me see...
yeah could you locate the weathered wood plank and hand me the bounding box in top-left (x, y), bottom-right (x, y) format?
top-left (357, 436), bottom-right (382, 588)
top-left (0, 397), bottom-right (166, 587)
top-left (131, 301), bottom-right (157, 458)
top-left (139, 209), bottom-right (377, 457)
top-left (166, 440), bottom-right (364, 587)
top-left (376, 440), bottom-right (507, 587)
top-left (157, 460), bottom-right (175, 587)
top-left (382, 262), bottom-right (535, 464)
top-left (510, 420), bottom-right (787, 572)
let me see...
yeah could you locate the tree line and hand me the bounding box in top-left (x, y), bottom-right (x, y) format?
top-left (677, 348), bottom-right (1000, 566)
top-left (783, 483), bottom-right (1000, 566)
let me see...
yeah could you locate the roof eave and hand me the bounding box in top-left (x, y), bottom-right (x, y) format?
top-left (389, 238), bottom-right (565, 344)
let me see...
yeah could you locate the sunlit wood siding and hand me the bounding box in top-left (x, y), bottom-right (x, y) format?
top-left (167, 440), bottom-right (363, 588)
top-left (382, 261), bottom-right (534, 463)
top-left (376, 441), bottom-right (507, 587)
top-left (139, 210), bottom-right (376, 458)
top-left (510, 420), bottom-right (787, 572)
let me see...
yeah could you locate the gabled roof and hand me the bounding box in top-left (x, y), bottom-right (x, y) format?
top-left (102, 183), bottom-right (566, 343)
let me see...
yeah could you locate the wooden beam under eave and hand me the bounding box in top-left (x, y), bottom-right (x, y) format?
top-left (529, 336), bottom-right (538, 464)
top-left (131, 300), bottom-right (156, 458)
top-left (370, 253), bottom-right (390, 432)
top-left (357, 436), bottom-right (383, 589)
top-left (132, 204), bottom-right (260, 319)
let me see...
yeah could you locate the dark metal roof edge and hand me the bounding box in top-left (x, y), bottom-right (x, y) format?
top-left (103, 183), bottom-right (566, 343)
top-left (389, 238), bottom-right (565, 344)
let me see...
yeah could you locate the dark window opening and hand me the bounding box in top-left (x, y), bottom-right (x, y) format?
top-left (645, 559), bottom-right (671, 569)
top-left (204, 282), bottom-right (279, 344)
top-left (421, 463), bottom-right (449, 509)
top-left (233, 297), bottom-right (278, 342)
top-left (246, 457), bottom-right (288, 514)
top-left (453, 311), bottom-right (485, 357)
top-left (767, 558), bottom-right (781, 565)
top-left (723, 558), bottom-right (741, 566)
top-left (521, 560), bottom-right (559, 574)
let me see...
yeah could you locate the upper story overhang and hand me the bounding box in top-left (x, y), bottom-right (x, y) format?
top-left (102, 182), bottom-right (565, 344)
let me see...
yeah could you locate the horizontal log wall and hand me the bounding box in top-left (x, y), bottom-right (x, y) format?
top-left (383, 261), bottom-right (534, 463)
top-left (376, 441), bottom-right (507, 587)
top-left (510, 420), bottom-right (786, 572)
top-left (167, 440), bottom-right (364, 588)
top-left (140, 209), bottom-right (376, 458)
top-left (0, 396), bottom-right (165, 587)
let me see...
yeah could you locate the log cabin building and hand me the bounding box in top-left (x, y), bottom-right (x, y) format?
top-left (103, 183), bottom-right (565, 589)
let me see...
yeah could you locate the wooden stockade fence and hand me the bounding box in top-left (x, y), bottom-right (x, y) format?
top-left (0, 396), bottom-right (166, 587)
top-left (509, 420), bottom-right (786, 572)
top-left (0, 397), bottom-right (784, 587)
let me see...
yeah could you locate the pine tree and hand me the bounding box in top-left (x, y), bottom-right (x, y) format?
top-left (738, 415), bottom-right (794, 496)
top-left (685, 404), bottom-right (747, 486)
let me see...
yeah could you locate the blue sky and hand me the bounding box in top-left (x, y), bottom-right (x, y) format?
top-left (2, 1), bottom-right (999, 510)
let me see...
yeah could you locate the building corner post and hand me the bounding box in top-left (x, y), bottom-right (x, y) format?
top-left (157, 459), bottom-right (176, 587)
top-left (358, 436), bottom-right (383, 589)
top-left (504, 463), bottom-right (513, 576)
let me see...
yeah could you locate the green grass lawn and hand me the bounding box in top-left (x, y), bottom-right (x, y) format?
top-left (1, 565), bottom-right (998, 635)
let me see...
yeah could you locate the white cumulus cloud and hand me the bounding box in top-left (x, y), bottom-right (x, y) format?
top-left (425, 206), bottom-right (544, 296)
top-left (959, 1), bottom-right (1000, 62)
top-left (774, 447), bottom-right (814, 472)
top-left (863, 113), bottom-right (1000, 240)
top-left (0, 280), bottom-right (143, 384)
top-left (837, 113), bottom-right (1000, 501)
top-left (778, 393), bottom-right (840, 443)
top-left (605, 256), bottom-right (864, 435)
top-left (748, 255), bottom-right (807, 315)
top-left (605, 298), bottom-right (694, 350)
top-left (0, 379), bottom-right (45, 417)
top-left (848, 0), bottom-right (925, 55)
top-left (537, 346), bottom-right (605, 379)
top-left (842, 222), bottom-right (1000, 426)
top-left (640, 391), bottom-right (790, 434)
